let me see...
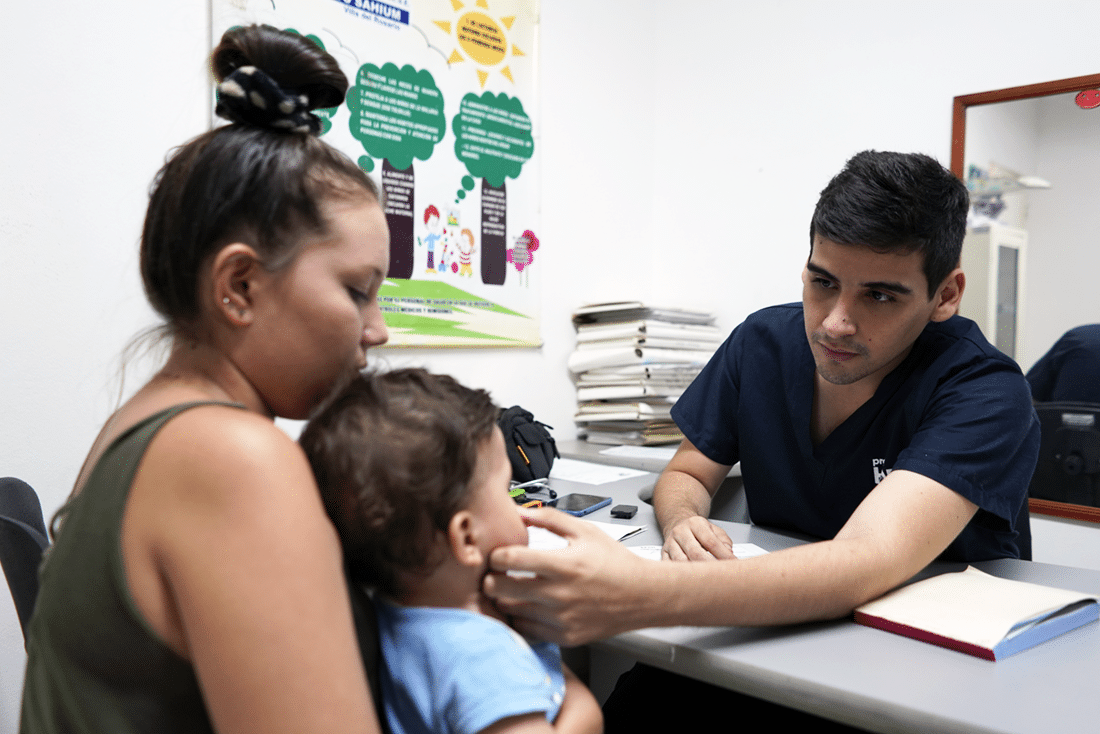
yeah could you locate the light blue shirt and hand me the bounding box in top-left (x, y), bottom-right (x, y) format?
top-left (374, 598), bottom-right (566, 734)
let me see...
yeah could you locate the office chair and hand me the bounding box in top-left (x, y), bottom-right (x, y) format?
top-left (0, 477), bottom-right (50, 646)
top-left (1028, 403), bottom-right (1100, 507)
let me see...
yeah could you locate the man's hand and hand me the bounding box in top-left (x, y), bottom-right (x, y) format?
top-left (661, 515), bottom-right (736, 561)
top-left (652, 438), bottom-right (734, 561)
top-left (483, 507), bottom-right (655, 647)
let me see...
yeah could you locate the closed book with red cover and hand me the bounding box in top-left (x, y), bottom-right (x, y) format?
top-left (854, 566), bottom-right (1099, 660)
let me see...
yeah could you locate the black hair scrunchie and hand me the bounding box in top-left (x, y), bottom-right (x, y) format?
top-left (215, 65), bottom-right (322, 135)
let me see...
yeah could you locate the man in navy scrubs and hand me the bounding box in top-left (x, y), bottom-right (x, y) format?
top-left (594, 150), bottom-right (1041, 731)
top-left (658, 150), bottom-right (1037, 566)
top-left (486, 151), bottom-right (1040, 731)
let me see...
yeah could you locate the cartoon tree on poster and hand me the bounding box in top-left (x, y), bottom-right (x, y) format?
top-left (346, 63), bottom-right (447, 279)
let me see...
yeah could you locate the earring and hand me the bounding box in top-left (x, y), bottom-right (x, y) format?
top-left (223, 297), bottom-right (231, 305)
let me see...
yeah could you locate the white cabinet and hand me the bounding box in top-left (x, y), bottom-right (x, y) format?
top-left (959, 223), bottom-right (1027, 361)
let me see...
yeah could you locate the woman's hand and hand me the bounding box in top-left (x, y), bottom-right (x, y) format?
top-left (483, 507), bottom-right (656, 646)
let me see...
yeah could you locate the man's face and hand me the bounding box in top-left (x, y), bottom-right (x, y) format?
top-left (802, 235), bottom-right (945, 389)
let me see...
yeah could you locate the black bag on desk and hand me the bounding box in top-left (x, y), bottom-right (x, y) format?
top-left (498, 405), bottom-right (559, 482)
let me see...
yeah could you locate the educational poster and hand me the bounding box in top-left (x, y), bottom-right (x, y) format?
top-left (212, 0), bottom-right (541, 347)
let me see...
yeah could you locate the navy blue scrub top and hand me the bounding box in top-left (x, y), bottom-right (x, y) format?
top-left (672, 304), bottom-right (1038, 562)
top-left (1027, 324), bottom-right (1100, 404)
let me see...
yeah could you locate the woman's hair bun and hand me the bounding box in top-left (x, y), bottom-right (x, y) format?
top-left (212, 25), bottom-right (349, 132)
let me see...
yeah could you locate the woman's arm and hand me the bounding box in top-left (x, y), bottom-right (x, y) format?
top-left (125, 407), bottom-right (381, 734)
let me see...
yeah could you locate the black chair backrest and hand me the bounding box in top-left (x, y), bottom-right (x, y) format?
top-left (0, 477), bottom-right (50, 645)
top-left (1028, 403), bottom-right (1100, 507)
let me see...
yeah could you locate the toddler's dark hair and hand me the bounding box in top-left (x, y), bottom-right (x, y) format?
top-left (300, 369), bottom-right (500, 595)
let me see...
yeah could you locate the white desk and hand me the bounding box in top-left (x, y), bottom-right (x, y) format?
top-left (545, 465), bottom-right (1100, 734)
top-left (555, 440), bottom-right (748, 522)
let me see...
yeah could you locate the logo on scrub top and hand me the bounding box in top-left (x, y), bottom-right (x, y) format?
top-left (872, 458), bottom-right (893, 485)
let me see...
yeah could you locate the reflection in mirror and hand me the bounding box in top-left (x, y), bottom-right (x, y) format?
top-left (952, 74), bottom-right (1100, 522)
top-left (952, 74), bottom-right (1100, 372)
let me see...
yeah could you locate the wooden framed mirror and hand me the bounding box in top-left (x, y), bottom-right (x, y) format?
top-left (951, 73), bottom-right (1100, 522)
top-left (951, 73), bottom-right (1100, 179)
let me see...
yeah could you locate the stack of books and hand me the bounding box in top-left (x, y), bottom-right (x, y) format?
top-left (569, 302), bottom-right (721, 446)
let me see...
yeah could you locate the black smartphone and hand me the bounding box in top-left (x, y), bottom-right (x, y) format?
top-left (550, 493), bottom-right (612, 517)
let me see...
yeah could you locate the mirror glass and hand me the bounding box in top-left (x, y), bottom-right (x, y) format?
top-left (952, 74), bottom-right (1100, 521)
top-left (957, 84), bottom-right (1100, 370)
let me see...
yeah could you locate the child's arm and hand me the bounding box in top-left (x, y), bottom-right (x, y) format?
top-left (480, 713), bottom-right (553, 734)
top-left (477, 665), bottom-right (602, 734)
top-left (552, 664), bottom-right (603, 734)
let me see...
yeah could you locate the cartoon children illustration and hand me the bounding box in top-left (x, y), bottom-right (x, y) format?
top-left (437, 234), bottom-right (450, 275)
top-left (506, 229), bottom-right (540, 287)
top-left (417, 204), bottom-right (442, 273)
top-left (457, 228), bottom-right (477, 277)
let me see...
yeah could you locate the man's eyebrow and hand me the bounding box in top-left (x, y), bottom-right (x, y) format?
top-left (806, 262), bottom-right (836, 281)
top-left (806, 261), bottom-right (913, 295)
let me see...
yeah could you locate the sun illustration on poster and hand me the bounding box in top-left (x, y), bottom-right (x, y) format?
top-left (433, 0), bottom-right (524, 88)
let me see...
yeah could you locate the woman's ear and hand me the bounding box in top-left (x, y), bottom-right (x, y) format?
top-left (210, 243), bottom-right (262, 325)
top-left (447, 510), bottom-right (485, 568)
top-left (930, 268), bottom-right (965, 322)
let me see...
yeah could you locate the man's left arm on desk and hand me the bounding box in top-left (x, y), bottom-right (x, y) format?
top-left (651, 438), bottom-right (737, 561)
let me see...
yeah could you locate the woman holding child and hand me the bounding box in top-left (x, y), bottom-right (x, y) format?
top-left (21, 23), bottom-right (601, 734)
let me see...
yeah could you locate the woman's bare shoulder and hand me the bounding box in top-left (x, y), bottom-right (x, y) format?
top-left (74, 387), bottom-right (273, 497)
top-left (144, 403), bottom-right (316, 509)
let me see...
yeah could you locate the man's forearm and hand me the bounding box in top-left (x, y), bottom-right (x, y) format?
top-left (636, 534), bottom-right (887, 628)
top-left (642, 469), bottom-right (979, 629)
top-left (652, 469), bottom-right (714, 533)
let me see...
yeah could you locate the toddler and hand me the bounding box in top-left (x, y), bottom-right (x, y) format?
top-left (300, 368), bottom-right (602, 734)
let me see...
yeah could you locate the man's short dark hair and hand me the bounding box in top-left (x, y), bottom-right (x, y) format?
top-left (299, 368), bottom-right (499, 596)
top-left (809, 150), bottom-right (969, 299)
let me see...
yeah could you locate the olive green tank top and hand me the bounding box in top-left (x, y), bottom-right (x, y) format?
top-left (20, 403), bottom-right (235, 733)
top-left (19, 402), bottom-right (386, 733)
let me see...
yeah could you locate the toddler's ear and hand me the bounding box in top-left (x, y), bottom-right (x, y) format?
top-left (447, 511), bottom-right (485, 567)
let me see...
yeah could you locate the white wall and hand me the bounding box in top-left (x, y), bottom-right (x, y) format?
top-left (2, 4), bottom-right (212, 726)
top-left (4, 0), bottom-right (1100, 728)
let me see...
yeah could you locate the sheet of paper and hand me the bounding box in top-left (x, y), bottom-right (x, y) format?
top-left (731, 543), bottom-right (768, 559)
top-left (527, 522), bottom-right (644, 549)
top-left (628, 545), bottom-right (663, 561)
top-left (548, 457), bottom-right (649, 484)
top-left (585, 520), bottom-right (646, 542)
top-left (629, 543), bottom-right (767, 561)
top-left (527, 526), bottom-right (569, 550)
top-left (599, 445), bottom-right (679, 462)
